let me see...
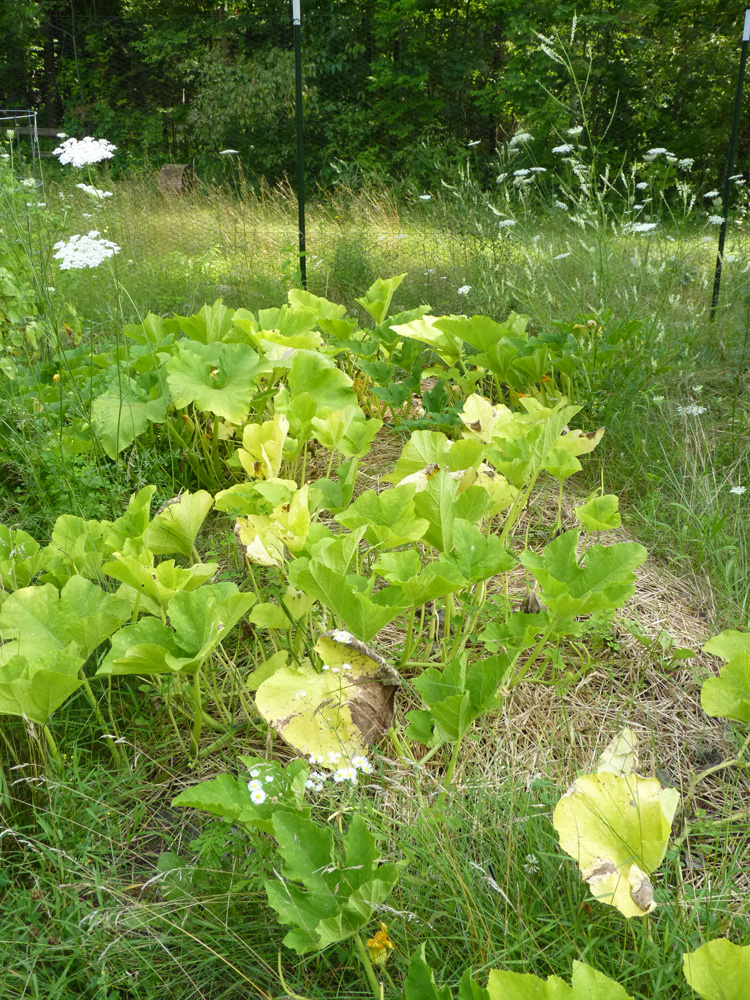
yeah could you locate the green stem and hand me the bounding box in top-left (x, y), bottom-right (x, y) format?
top-left (439, 739), bottom-right (462, 802)
top-left (509, 619), bottom-right (558, 688)
top-left (191, 666), bottom-right (203, 757)
top-left (211, 412), bottom-right (222, 481)
top-left (78, 670), bottom-right (126, 767)
top-left (353, 932), bottom-right (383, 1000)
top-left (42, 724), bottom-right (63, 764)
top-left (399, 606), bottom-right (417, 666)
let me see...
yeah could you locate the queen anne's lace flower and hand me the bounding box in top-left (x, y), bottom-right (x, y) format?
top-left (707, 215), bottom-right (724, 225)
top-left (729, 486), bottom-right (747, 495)
top-left (457, 284), bottom-right (471, 295)
top-left (552, 143), bottom-right (575, 154)
top-left (76, 183), bottom-right (113, 199)
top-left (52, 230), bottom-right (120, 269)
top-left (52, 136), bottom-right (116, 166)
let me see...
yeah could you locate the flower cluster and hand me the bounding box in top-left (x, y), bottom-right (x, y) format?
top-left (247, 766), bottom-right (276, 805)
top-left (52, 231), bottom-right (121, 270)
top-left (76, 183), bottom-right (113, 200)
top-left (305, 752), bottom-right (373, 790)
top-left (676, 403), bottom-right (707, 416)
top-left (52, 136), bottom-right (116, 167)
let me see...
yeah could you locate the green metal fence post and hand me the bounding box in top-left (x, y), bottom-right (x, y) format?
top-left (710, 8), bottom-right (750, 320)
top-left (293, 0), bottom-right (307, 289)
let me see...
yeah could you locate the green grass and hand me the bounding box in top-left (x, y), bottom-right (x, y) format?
top-left (2, 160), bottom-right (750, 999)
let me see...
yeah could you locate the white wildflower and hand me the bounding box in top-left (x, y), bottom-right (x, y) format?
top-left (21, 178), bottom-right (36, 188)
top-left (729, 486), bottom-right (747, 495)
top-left (498, 219), bottom-right (517, 228)
top-left (678, 158), bottom-right (694, 170)
top-left (419, 194), bottom-right (432, 201)
top-left (52, 136), bottom-right (116, 166)
top-left (513, 168), bottom-right (531, 176)
top-left (250, 788), bottom-right (266, 805)
top-left (623, 221), bottom-right (658, 233)
top-left (327, 751), bottom-right (342, 763)
top-left (219, 149), bottom-right (239, 155)
top-left (76, 183), bottom-right (113, 199)
top-left (553, 252), bottom-right (571, 259)
top-left (676, 403), bottom-right (707, 416)
top-left (708, 215), bottom-right (724, 225)
top-left (554, 200), bottom-right (569, 210)
top-left (52, 230), bottom-right (120, 269)
top-left (265, 775), bottom-right (274, 783)
top-left (496, 172), bottom-right (508, 183)
top-left (692, 385), bottom-right (703, 392)
top-left (330, 629), bottom-right (353, 643)
top-left (247, 779), bottom-right (262, 792)
top-left (56, 132), bottom-right (68, 138)
top-left (352, 755), bottom-right (373, 774)
top-left (646, 147), bottom-right (671, 156)
top-left (508, 132), bottom-right (533, 148)
top-left (636, 182), bottom-right (648, 190)
top-left (457, 284), bottom-right (471, 295)
top-left (466, 139), bottom-right (481, 147)
top-left (567, 126), bottom-right (584, 136)
top-left (529, 166), bottom-right (547, 173)
top-left (704, 190), bottom-right (720, 199)
top-left (249, 769), bottom-right (260, 778)
top-left (341, 662), bottom-right (352, 671)
top-left (523, 853), bottom-right (541, 874)
top-left (333, 766), bottom-right (358, 784)
top-left (652, 395), bottom-right (665, 403)
top-left (552, 144), bottom-right (575, 154)
top-left (308, 754), bottom-right (325, 765)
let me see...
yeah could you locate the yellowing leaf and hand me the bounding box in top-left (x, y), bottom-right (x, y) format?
top-left (597, 728), bottom-right (637, 777)
top-left (237, 413), bottom-right (289, 480)
top-left (553, 770), bottom-right (679, 918)
top-left (683, 938), bottom-right (750, 1000)
top-left (254, 634), bottom-right (400, 765)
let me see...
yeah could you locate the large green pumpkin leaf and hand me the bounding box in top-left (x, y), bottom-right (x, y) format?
top-left (701, 652), bottom-right (750, 724)
top-left (336, 483), bottom-right (429, 546)
top-left (265, 811), bottom-right (398, 954)
top-left (0, 525), bottom-right (46, 591)
top-left (143, 490), bottom-right (214, 557)
top-left (683, 939), bottom-right (750, 1000)
top-left (0, 650), bottom-right (85, 724)
top-left (574, 494), bottom-right (621, 532)
top-left (553, 769), bottom-right (679, 918)
top-left (520, 529), bottom-right (647, 617)
top-left (103, 547), bottom-right (218, 611)
top-left (0, 577), bottom-right (130, 662)
top-left (285, 350), bottom-right (358, 412)
top-left (355, 274), bottom-right (406, 327)
top-left (173, 298), bottom-right (235, 343)
top-left (703, 630), bottom-right (750, 662)
top-left (91, 375), bottom-right (168, 459)
top-left (167, 341), bottom-right (268, 422)
top-left (287, 557), bottom-right (407, 642)
top-left (485, 960), bottom-right (634, 999)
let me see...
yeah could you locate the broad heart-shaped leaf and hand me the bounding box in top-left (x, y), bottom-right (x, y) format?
top-left (143, 490), bottom-right (214, 556)
top-left (373, 550), bottom-right (466, 607)
top-left (486, 400), bottom-right (581, 489)
top-left (485, 960), bottom-right (634, 999)
top-left (265, 811), bottom-right (398, 954)
top-left (173, 298), bottom-right (235, 343)
top-left (519, 529), bottom-right (647, 617)
top-left (236, 484), bottom-right (311, 564)
top-left (91, 375), bottom-right (168, 459)
top-left (287, 287), bottom-right (348, 322)
top-left (42, 514), bottom-right (111, 586)
top-left (336, 483), bottom-right (429, 546)
top-left (237, 413), bottom-right (289, 480)
top-left (0, 577), bottom-right (130, 662)
top-left (703, 630), bottom-right (750, 662)
top-left (311, 406), bottom-right (382, 459)
top-left (166, 340), bottom-right (268, 422)
top-left (0, 525), bottom-right (46, 591)
top-left (103, 547), bottom-right (218, 612)
top-left (447, 520), bottom-right (516, 583)
top-left (285, 350), bottom-right (358, 413)
top-left (683, 938), bottom-right (750, 1000)
top-left (255, 636), bottom-right (400, 763)
top-left (172, 758), bottom-right (310, 837)
top-left (385, 431), bottom-right (483, 485)
top-left (124, 311), bottom-right (181, 346)
top-left (97, 583), bottom-right (255, 677)
top-left (574, 494), bottom-right (621, 532)
top-left (104, 485), bottom-right (156, 551)
top-left (553, 770), bottom-right (680, 918)
top-left (0, 650), bottom-right (85, 724)
top-left (390, 315), bottom-right (464, 365)
top-left (287, 556), bottom-right (408, 643)
top-left (701, 652), bottom-right (750, 723)
top-left (355, 274), bottom-right (406, 327)
top-left (407, 652), bottom-right (513, 745)
top-left (413, 469), bottom-right (459, 552)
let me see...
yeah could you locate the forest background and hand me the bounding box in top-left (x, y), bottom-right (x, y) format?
top-left (1, 0), bottom-right (747, 189)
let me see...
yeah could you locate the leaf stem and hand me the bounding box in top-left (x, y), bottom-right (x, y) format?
top-left (353, 932), bottom-right (383, 1000)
